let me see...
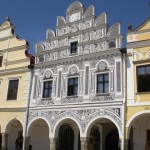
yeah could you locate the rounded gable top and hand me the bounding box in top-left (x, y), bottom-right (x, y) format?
top-left (67, 1), bottom-right (83, 12)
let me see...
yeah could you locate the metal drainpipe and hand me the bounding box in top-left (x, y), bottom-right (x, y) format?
top-left (23, 69), bottom-right (34, 150)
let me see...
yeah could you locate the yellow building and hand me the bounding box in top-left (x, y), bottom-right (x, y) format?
top-left (126, 18), bottom-right (150, 150)
top-left (0, 18), bottom-right (34, 150)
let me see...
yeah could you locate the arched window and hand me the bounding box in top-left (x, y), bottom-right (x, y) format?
top-left (109, 41), bottom-right (116, 49)
top-left (57, 125), bottom-right (74, 150)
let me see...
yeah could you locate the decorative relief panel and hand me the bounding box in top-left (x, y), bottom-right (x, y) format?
top-left (45, 52), bottom-right (57, 61)
top-left (28, 107), bottom-right (122, 133)
top-left (90, 94), bottom-right (115, 102)
top-left (82, 32), bottom-right (90, 42)
top-left (57, 49), bottom-right (68, 59)
top-left (97, 61), bottom-right (107, 71)
top-left (61, 96), bottom-right (83, 104)
top-left (69, 66), bottom-right (78, 75)
top-left (80, 21), bottom-right (90, 30)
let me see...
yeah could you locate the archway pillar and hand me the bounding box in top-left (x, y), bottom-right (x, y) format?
top-left (49, 137), bottom-right (57, 150)
top-left (24, 136), bottom-right (31, 150)
top-left (124, 139), bottom-right (129, 150)
top-left (1, 133), bottom-right (8, 150)
top-left (80, 137), bottom-right (89, 150)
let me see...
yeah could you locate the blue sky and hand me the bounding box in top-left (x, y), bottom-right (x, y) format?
top-left (0, 0), bottom-right (149, 54)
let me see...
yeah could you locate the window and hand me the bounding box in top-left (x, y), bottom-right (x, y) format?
top-left (0, 56), bottom-right (3, 67)
top-left (43, 81), bottom-right (53, 98)
top-left (67, 77), bottom-right (78, 96)
top-left (70, 42), bottom-right (78, 54)
top-left (137, 65), bottom-right (150, 92)
top-left (7, 79), bottom-right (19, 100)
top-left (97, 73), bottom-right (109, 94)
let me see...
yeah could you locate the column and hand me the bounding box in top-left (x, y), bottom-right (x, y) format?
top-left (80, 137), bottom-right (89, 150)
top-left (1, 133), bottom-right (8, 150)
top-left (124, 139), bottom-right (129, 150)
top-left (50, 137), bottom-right (57, 150)
top-left (24, 136), bottom-right (31, 150)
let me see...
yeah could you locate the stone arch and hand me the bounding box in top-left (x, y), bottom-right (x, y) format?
top-left (68, 65), bottom-right (79, 75)
top-left (5, 119), bottom-right (23, 150)
top-left (27, 117), bottom-right (50, 150)
top-left (67, 1), bottom-right (83, 12)
top-left (96, 60), bottom-right (109, 71)
top-left (126, 110), bottom-right (150, 139)
top-left (27, 117), bottom-right (51, 137)
top-left (108, 40), bottom-right (116, 49)
top-left (85, 115), bottom-right (122, 139)
top-left (5, 118), bottom-right (23, 133)
top-left (83, 5), bottom-right (94, 18)
top-left (53, 117), bottom-right (81, 137)
top-left (95, 12), bottom-right (107, 26)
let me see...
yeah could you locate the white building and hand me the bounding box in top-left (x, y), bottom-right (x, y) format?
top-left (26, 2), bottom-right (125, 150)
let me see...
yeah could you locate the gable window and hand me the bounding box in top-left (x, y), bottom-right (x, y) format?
top-left (137, 65), bottom-right (150, 92)
top-left (0, 56), bottom-right (3, 67)
top-left (43, 81), bottom-right (53, 98)
top-left (97, 73), bottom-right (109, 94)
top-left (7, 79), bottom-right (19, 100)
top-left (70, 42), bottom-right (78, 54)
top-left (67, 77), bottom-right (78, 96)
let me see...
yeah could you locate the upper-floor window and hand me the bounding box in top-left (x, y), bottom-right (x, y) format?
top-left (67, 77), bottom-right (78, 96)
top-left (70, 42), bottom-right (78, 54)
top-left (137, 65), bottom-right (150, 92)
top-left (97, 73), bottom-right (109, 94)
top-left (43, 81), bottom-right (53, 98)
top-left (7, 79), bottom-right (19, 100)
top-left (0, 56), bottom-right (3, 67)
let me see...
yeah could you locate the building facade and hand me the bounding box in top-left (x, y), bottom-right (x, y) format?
top-left (0, 18), bottom-right (34, 150)
top-left (27, 2), bottom-right (125, 150)
top-left (126, 18), bottom-right (150, 150)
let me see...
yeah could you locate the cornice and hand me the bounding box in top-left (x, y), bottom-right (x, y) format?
top-left (0, 35), bottom-right (16, 42)
top-left (35, 48), bottom-right (121, 68)
top-left (127, 39), bottom-right (150, 49)
top-left (0, 66), bottom-right (31, 75)
top-left (0, 107), bottom-right (26, 112)
top-left (0, 44), bottom-right (29, 53)
top-left (133, 59), bottom-right (150, 64)
top-left (127, 29), bottom-right (150, 36)
top-left (4, 58), bottom-right (29, 65)
top-left (29, 100), bottom-right (123, 110)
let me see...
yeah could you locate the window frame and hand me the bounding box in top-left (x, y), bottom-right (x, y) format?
top-left (42, 79), bottom-right (53, 99)
top-left (70, 41), bottom-right (78, 55)
top-left (136, 65), bottom-right (150, 93)
top-left (95, 71), bottom-right (110, 95)
top-left (67, 76), bottom-right (79, 97)
top-left (7, 79), bottom-right (19, 100)
top-left (0, 55), bottom-right (3, 67)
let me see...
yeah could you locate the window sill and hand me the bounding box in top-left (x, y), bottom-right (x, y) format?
top-left (66, 95), bottom-right (78, 98)
top-left (42, 97), bottom-right (52, 100)
top-left (69, 53), bottom-right (78, 56)
top-left (96, 93), bottom-right (110, 96)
